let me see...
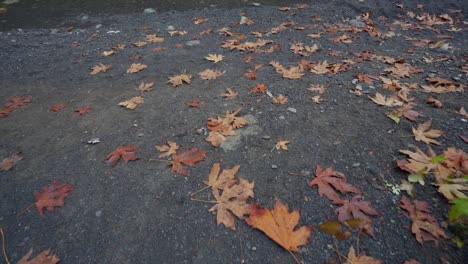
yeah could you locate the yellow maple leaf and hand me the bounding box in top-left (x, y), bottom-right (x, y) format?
top-left (127, 63), bottom-right (147, 74)
top-left (167, 74), bottom-right (191, 87)
top-left (199, 69), bottom-right (225, 80)
top-left (246, 200), bottom-right (312, 252)
top-left (205, 54), bottom-right (224, 63)
top-left (272, 94), bottom-right (288, 104)
top-left (274, 140), bottom-right (290, 151)
top-left (156, 141), bottom-right (179, 158)
top-left (90, 63), bottom-right (111, 75)
top-left (118, 96), bottom-right (144, 110)
top-left (270, 61), bottom-right (304, 79)
top-left (220, 88), bottom-right (238, 99)
top-left (346, 246), bottom-right (382, 264)
top-left (203, 163), bottom-right (239, 191)
top-left (369, 93), bottom-right (403, 107)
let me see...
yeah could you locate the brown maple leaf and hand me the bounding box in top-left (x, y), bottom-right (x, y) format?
top-left (135, 82), bottom-right (154, 93)
top-left (0, 153), bottom-right (23, 171)
top-left (272, 95), bottom-right (288, 104)
top-left (17, 248), bottom-right (60, 264)
top-left (193, 17), bottom-right (208, 24)
top-left (48, 104), bottom-right (65, 112)
top-left (311, 95), bottom-right (326, 104)
top-left (246, 200), bottom-right (312, 252)
top-left (156, 141), bottom-right (179, 158)
top-left (356, 74), bottom-right (378, 85)
top-left (244, 69), bottom-right (257, 80)
top-left (220, 88), bottom-right (238, 99)
top-left (369, 93), bottom-right (403, 107)
top-left (145, 34), bottom-right (164, 43)
top-left (210, 178), bottom-right (254, 230)
top-left (127, 63), bottom-right (147, 74)
top-left (250, 84), bottom-right (266, 93)
top-left (203, 163), bottom-right (239, 190)
top-left (90, 63), bottom-right (111, 75)
top-left (199, 69), bottom-right (225, 80)
top-left (308, 61), bottom-right (331, 75)
top-left (400, 195), bottom-right (447, 244)
top-left (425, 97), bottom-right (442, 108)
top-left (412, 120), bottom-right (443, 145)
top-left (170, 148), bottom-right (206, 176)
top-left (307, 84), bottom-right (327, 94)
top-left (335, 195), bottom-right (380, 228)
top-left (118, 96), bottom-right (144, 110)
top-left (330, 34), bottom-right (353, 43)
top-left (185, 98), bottom-right (204, 108)
top-left (34, 181), bottom-right (75, 216)
top-left (270, 61), bottom-right (304, 79)
top-left (346, 246), bottom-right (381, 264)
top-left (71, 105), bottom-right (92, 117)
top-left (309, 165), bottom-right (362, 204)
top-left (167, 74), bottom-right (192, 87)
top-left (274, 140), bottom-right (289, 151)
top-left (105, 145), bottom-right (138, 166)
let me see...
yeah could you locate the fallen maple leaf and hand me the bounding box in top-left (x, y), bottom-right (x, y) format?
top-left (167, 74), bottom-right (191, 87)
top-left (309, 165), bottom-right (361, 204)
top-left (48, 104), bottom-right (65, 112)
top-left (90, 63), bottom-right (111, 75)
top-left (270, 61), bottom-right (304, 79)
top-left (335, 195), bottom-right (380, 225)
top-left (0, 108), bottom-right (11, 118)
top-left (127, 63), bottom-right (147, 74)
top-left (356, 74), bottom-right (378, 85)
top-left (0, 153), bottom-right (23, 171)
top-left (118, 96), bottom-right (144, 110)
top-left (199, 69), bottom-right (225, 80)
top-left (272, 94), bottom-right (288, 104)
top-left (105, 145), bottom-right (138, 166)
top-left (437, 180), bottom-right (468, 201)
top-left (311, 95), bottom-right (326, 104)
top-left (425, 97), bottom-right (442, 108)
top-left (135, 82), bottom-right (154, 93)
top-left (71, 105), bottom-right (92, 117)
top-left (246, 200), bottom-right (312, 252)
top-left (250, 84), bottom-right (266, 93)
top-left (274, 140), bottom-right (289, 151)
top-left (220, 88), bottom-right (238, 99)
top-left (17, 248), bottom-right (60, 264)
top-left (193, 17), bottom-right (208, 24)
top-left (145, 34), bottom-right (164, 43)
top-left (205, 54), bottom-right (224, 63)
top-left (244, 69), bottom-right (257, 80)
top-left (4, 96), bottom-right (32, 109)
top-left (156, 141), bottom-right (179, 158)
top-left (185, 98), bottom-right (204, 108)
top-left (170, 148), bottom-right (206, 176)
top-left (330, 34), bottom-right (353, 43)
top-left (369, 93), bottom-right (403, 107)
top-left (34, 181), bottom-right (75, 216)
top-left (346, 246), bottom-right (381, 264)
top-left (400, 195), bottom-right (447, 244)
top-left (210, 178), bottom-right (254, 230)
top-left (412, 120), bottom-right (443, 145)
top-left (203, 163), bottom-right (239, 190)
top-left (307, 84), bottom-right (326, 94)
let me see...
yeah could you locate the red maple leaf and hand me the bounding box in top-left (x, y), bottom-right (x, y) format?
top-left (335, 195), bottom-right (380, 236)
top-left (0, 108), bottom-right (12, 118)
top-left (170, 148), bottom-right (206, 176)
top-left (185, 98), bottom-right (204, 108)
top-left (104, 146), bottom-right (138, 166)
top-left (71, 105), bottom-right (92, 117)
top-left (48, 104), bottom-right (65, 112)
top-left (34, 181), bottom-right (75, 216)
top-left (4, 96), bottom-right (32, 109)
top-left (309, 165), bottom-right (361, 204)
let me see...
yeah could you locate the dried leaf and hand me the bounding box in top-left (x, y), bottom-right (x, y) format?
top-left (346, 246), bottom-right (381, 264)
top-left (369, 93), bottom-right (403, 107)
top-left (156, 141), bottom-right (179, 158)
top-left (170, 148), bottom-right (206, 176)
top-left (118, 96), bottom-right (144, 110)
top-left (0, 153), bottom-right (23, 171)
top-left (145, 34), bottom-right (164, 43)
top-left (127, 63), bottom-right (147, 73)
top-left (4, 96), bottom-right (32, 109)
top-left (309, 165), bottom-right (361, 204)
top-left (167, 74), bottom-right (192, 87)
top-left (272, 95), bottom-right (288, 104)
top-left (270, 61), bottom-right (304, 79)
top-left (205, 54), bottom-right (224, 63)
top-left (71, 105), bottom-right (92, 117)
top-left (34, 181), bottom-right (75, 216)
top-left (199, 69), bottom-right (225, 80)
top-left (135, 82), bottom-right (154, 93)
top-left (203, 163), bottom-right (239, 190)
top-left (105, 146), bottom-right (138, 166)
top-left (48, 104), bottom-right (65, 112)
top-left (425, 97), bottom-right (442, 108)
top-left (250, 84), bottom-right (266, 93)
top-left (335, 195), bottom-right (380, 225)
top-left (90, 63), bottom-right (111, 75)
top-left (246, 200), bottom-right (312, 252)
top-left (17, 248), bottom-right (60, 264)
top-left (412, 120), bottom-right (443, 145)
top-left (220, 88), bottom-right (238, 99)
top-left (274, 140), bottom-right (289, 151)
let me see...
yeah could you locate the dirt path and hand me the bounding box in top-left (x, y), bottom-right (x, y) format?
top-left (0, 1), bottom-right (467, 263)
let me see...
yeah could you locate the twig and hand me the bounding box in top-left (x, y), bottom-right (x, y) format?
top-left (327, 244), bottom-right (349, 262)
top-left (288, 172), bottom-right (314, 179)
top-left (190, 198), bottom-right (217, 204)
top-left (16, 203), bottom-right (34, 219)
top-left (0, 228), bottom-right (11, 264)
top-left (190, 185), bottom-right (211, 197)
top-left (287, 250), bottom-right (302, 264)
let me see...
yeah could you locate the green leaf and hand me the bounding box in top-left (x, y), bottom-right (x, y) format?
top-left (452, 236), bottom-right (464, 248)
top-left (448, 198), bottom-right (468, 222)
top-left (431, 154), bottom-right (446, 164)
top-left (386, 113), bottom-right (400, 124)
top-left (408, 174), bottom-right (425, 186)
top-left (318, 220), bottom-right (342, 235)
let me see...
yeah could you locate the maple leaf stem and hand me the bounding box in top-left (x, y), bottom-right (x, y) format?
top-left (0, 228), bottom-right (11, 264)
top-left (287, 250), bottom-right (302, 264)
top-left (288, 172), bottom-right (314, 179)
top-left (190, 197), bottom-right (218, 204)
top-left (190, 185), bottom-right (211, 197)
top-left (327, 244), bottom-right (349, 263)
top-left (16, 203), bottom-right (34, 219)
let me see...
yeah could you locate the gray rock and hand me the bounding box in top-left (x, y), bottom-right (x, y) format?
top-left (287, 107), bottom-right (297, 113)
top-left (167, 25), bottom-right (175, 31)
top-left (271, 165), bottom-right (278, 169)
top-left (81, 15), bottom-right (89, 21)
top-left (279, 115), bottom-right (285, 120)
top-left (95, 210), bottom-right (103, 218)
top-left (352, 163), bottom-right (361, 168)
top-left (262, 135), bottom-right (271, 140)
top-left (220, 115), bottom-right (261, 151)
top-left (143, 8), bottom-right (156, 14)
top-left (186, 40), bottom-right (201, 46)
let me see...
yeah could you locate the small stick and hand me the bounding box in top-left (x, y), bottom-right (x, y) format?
top-left (190, 185), bottom-right (211, 197)
top-left (327, 244), bottom-right (349, 262)
top-left (16, 203), bottom-right (34, 219)
top-left (0, 227), bottom-right (11, 264)
top-left (190, 198), bottom-right (217, 204)
top-left (287, 250), bottom-right (302, 264)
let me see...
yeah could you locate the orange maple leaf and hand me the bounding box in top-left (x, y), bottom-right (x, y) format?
top-left (155, 141), bottom-right (179, 158)
top-left (412, 119), bottom-right (443, 145)
top-left (48, 104), bottom-right (65, 112)
top-left (0, 153), bottom-right (23, 171)
top-left (309, 165), bottom-right (361, 204)
top-left (400, 196), bottom-right (447, 244)
top-left (4, 96), bottom-right (32, 109)
top-left (104, 145), bottom-right (138, 166)
top-left (17, 248), bottom-right (60, 264)
top-left (71, 105), bottom-right (92, 117)
top-left (170, 148), bottom-right (206, 176)
top-left (34, 181), bottom-right (75, 216)
top-left (346, 246), bottom-right (381, 264)
top-left (246, 200), bottom-right (312, 252)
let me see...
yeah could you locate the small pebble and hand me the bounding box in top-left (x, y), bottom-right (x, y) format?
top-left (143, 8), bottom-right (156, 14)
top-left (95, 210), bottom-right (103, 218)
top-left (287, 107), bottom-right (297, 113)
top-left (95, 24), bottom-right (102, 29)
top-left (252, 3), bottom-right (261, 6)
top-left (186, 40), bottom-right (201, 46)
top-left (352, 163), bottom-right (361, 167)
top-left (271, 165), bottom-right (278, 169)
top-left (279, 115), bottom-right (285, 120)
top-left (252, 246), bottom-right (257, 251)
top-left (352, 79), bottom-right (358, 85)
top-left (453, 76), bottom-right (460, 81)
top-left (262, 135), bottom-right (271, 140)
top-left (167, 25), bottom-right (175, 31)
